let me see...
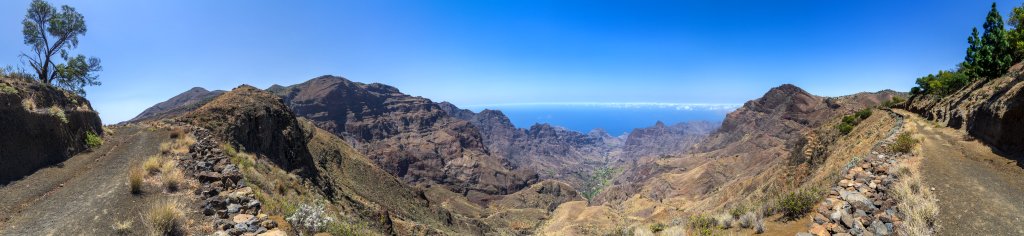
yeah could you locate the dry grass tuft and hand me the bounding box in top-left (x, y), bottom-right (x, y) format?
top-left (143, 156), bottom-right (163, 175)
top-left (129, 167), bottom-right (144, 195)
top-left (21, 97), bottom-right (36, 111)
top-left (112, 219), bottom-right (133, 235)
top-left (162, 169), bottom-right (185, 192)
top-left (145, 199), bottom-right (184, 236)
top-left (159, 134), bottom-right (195, 156)
top-left (892, 157), bottom-right (938, 235)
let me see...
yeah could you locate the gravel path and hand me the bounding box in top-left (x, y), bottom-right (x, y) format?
top-left (0, 125), bottom-right (174, 235)
top-left (901, 110), bottom-right (1024, 236)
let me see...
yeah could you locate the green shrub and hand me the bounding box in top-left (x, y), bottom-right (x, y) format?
top-left (837, 123), bottom-right (854, 135)
top-left (729, 204), bottom-right (748, 218)
top-left (688, 214), bottom-right (718, 235)
top-left (48, 106), bottom-right (68, 123)
top-left (841, 115), bottom-right (857, 124)
top-left (890, 132), bottom-right (918, 153)
top-left (777, 188), bottom-right (822, 220)
top-left (855, 108), bottom-right (873, 120)
top-left (0, 83), bottom-right (16, 94)
top-left (649, 222), bottom-right (666, 233)
top-left (85, 131), bottom-right (102, 149)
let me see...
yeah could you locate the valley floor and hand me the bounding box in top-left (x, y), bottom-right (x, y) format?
top-left (899, 110), bottom-right (1024, 235)
top-left (0, 125), bottom-right (191, 235)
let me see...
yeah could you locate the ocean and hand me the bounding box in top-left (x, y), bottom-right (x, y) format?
top-left (465, 103), bottom-right (739, 136)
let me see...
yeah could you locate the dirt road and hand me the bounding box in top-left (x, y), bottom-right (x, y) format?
top-left (900, 110), bottom-right (1024, 235)
top-left (0, 125), bottom-right (176, 235)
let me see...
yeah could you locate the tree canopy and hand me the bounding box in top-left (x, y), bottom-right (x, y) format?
top-left (20, 0), bottom-right (101, 95)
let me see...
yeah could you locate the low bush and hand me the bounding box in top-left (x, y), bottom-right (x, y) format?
top-left (0, 83), bottom-right (16, 94)
top-left (717, 214), bottom-right (733, 229)
top-left (85, 131), bottom-right (102, 149)
top-left (738, 212), bottom-right (758, 229)
top-left (688, 214), bottom-right (718, 236)
top-left (649, 222), bottom-right (666, 233)
top-left (890, 132), bottom-right (918, 154)
top-left (855, 108), bottom-right (873, 120)
top-left (288, 203), bottom-right (335, 235)
top-left (146, 199), bottom-right (184, 235)
top-left (837, 123), bottom-right (854, 135)
top-left (776, 188), bottom-right (822, 220)
top-left (729, 204), bottom-right (748, 218)
top-left (753, 219), bottom-right (765, 234)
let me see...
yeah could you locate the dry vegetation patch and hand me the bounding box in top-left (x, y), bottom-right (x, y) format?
top-left (892, 156), bottom-right (938, 235)
top-left (146, 199), bottom-right (185, 236)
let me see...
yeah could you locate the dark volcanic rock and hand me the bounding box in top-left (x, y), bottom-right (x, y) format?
top-left (184, 85), bottom-right (316, 173)
top-left (0, 78), bottom-right (103, 184)
top-left (271, 76), bottom-right (536, 199)
top-left (129, 87), bottom-right (224, 123)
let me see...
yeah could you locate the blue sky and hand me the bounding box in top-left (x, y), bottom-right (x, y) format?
top-left (0, 1), bottom-right (1018, 123)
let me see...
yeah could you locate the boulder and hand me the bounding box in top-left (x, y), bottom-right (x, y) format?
top-left (233, 214), bottom-right (255, 224)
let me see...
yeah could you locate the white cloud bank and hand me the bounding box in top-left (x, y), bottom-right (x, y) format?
top-left (464, 102), bottom-right (742, 111)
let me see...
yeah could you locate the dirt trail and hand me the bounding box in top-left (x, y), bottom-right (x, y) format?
top-left (898, 110), bottom-right (1024, 236)
top-left (0, 125), bottom-right (177, 236)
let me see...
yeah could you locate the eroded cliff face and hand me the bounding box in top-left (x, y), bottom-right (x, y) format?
top-left (0, 78), bottom-right (103, 184)
top-left (622, 121), bottom-right (718, 160)
top-left (181, 85), bottom-right (506, 235)
top-left (597, 84), bottom-right (902, 207)
top-left (272, 76), bottom-right (537, 202)
top-left (906, 63), bottom-right (1024, 156)
top-left (438, 102), bottom-right (716, 188)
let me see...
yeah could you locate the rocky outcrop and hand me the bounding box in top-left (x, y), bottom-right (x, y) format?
top-left (0, 78), bottom-right (103, 184)
top-left (906, 63), bottom-right (1024, 156)
top-left (490, 180), bottom-right (584, 212)
top-left (600, 84), bottom-right (902, 205)
top-left (439, 102), bottom-right (716, 187)
top-left (177, 86), bottom-right (499, 235)
top-left (129, 87), bottom-right (224, 122)
top-left (622, 121), bottom-right (718, 159)
top-left (271, 76), bottom-right (536, 202)
top-left (183, 85), bottom-right (316, 173)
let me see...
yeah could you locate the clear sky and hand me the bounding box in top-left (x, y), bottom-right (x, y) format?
top-left (0, 1), bottom-right (1019, 123)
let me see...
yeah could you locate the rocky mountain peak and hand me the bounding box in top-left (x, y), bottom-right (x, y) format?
top-left (128, 86), bottom-right (225, 122)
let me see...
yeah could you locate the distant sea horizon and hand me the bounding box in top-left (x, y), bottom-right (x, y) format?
top-left (464, 103), bottom-right (740, 136)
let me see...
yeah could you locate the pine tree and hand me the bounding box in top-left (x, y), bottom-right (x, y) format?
top-left (977, 3), bottom-right (1013, 79)
top-left (963, 27), bottom-right (981, 78)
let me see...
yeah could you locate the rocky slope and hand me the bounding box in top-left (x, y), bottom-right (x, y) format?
top-left (906, 62), bottom-right (1024, 157)
top-left (0, 77), bottom-right (103, 184)
top-left (600, 85), bottom-right (902, 204)
top-left (269, 76), bottom-right (537, 203)
top-left (621, 121), bottom-right (718, 160)
top-left (129, 87), bottom-right (224, 122)
top-left (438, 102), bottom-right (714, 186)
top-left (180, 85), bottom-right (506, 235)
top-left (532, 84), bottom-right (905, 235)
